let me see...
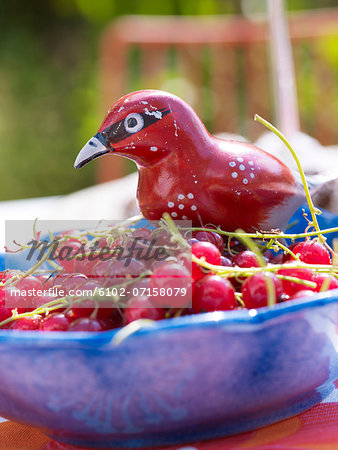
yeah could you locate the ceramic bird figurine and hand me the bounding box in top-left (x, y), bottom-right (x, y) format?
top-left (74, 90), bottom-right (323, 232)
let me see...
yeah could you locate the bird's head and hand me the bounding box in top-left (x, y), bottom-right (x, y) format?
top-left (74, 89), bottom-right (209, 169)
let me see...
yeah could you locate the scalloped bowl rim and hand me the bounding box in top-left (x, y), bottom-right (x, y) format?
top-left (0, 288), bottom-right (337, 346)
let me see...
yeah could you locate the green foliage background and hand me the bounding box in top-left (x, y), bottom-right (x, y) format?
top-left (0, 0), bottom-right (337, 200)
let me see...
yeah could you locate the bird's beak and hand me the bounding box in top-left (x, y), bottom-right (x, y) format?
top-left (74, 133), bottom-right (112, 169)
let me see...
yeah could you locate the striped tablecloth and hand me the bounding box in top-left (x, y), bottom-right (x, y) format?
top-left (1, 380), bottom-right (337, 450)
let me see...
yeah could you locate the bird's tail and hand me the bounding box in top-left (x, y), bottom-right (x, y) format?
top-left (296, 170), bottom-right (338, 210)
top-left (305, 170), bottom-right (338, 194)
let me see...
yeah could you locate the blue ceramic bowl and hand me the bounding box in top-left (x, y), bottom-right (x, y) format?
top-left (0, 206), bottom-right (336, 448)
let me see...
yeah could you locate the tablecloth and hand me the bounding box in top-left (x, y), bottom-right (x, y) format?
top-left (0, 380), bottom-right (336, 450)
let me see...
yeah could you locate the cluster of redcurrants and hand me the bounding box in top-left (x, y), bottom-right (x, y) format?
top-left (0, 227), bottom-right (337, 332)
top-left (190, 230), bottom-right (337, 312)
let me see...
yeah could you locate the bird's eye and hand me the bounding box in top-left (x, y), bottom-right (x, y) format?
top-left (124, 113), bottom-right (144, 134)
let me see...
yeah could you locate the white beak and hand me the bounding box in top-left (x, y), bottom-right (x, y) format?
top-left (74, 136), bottom-right (110, 169)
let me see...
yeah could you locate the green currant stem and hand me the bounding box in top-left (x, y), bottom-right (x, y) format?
top-left (161, 213), bottom-right (190, 249)
top-left (235, 229), bottom-right (276, 306)
top-left (265, 239), bottom-right (276, 250)
top-left (274, 240), bottom-right (299, 260)
top-left (192, 254), bottom-right (337, 276)
top-left (235, 229), bottom-right (266, 267)
top-left (112, 319), bottom-right (156, 346)
top-left (254, 114), bottom-right (324, 243)
top-left (173, 308), bottom-right (185, 318)
top-left (12, 233), bottom-right (55, 284)
top-left (235, 293), bottom-right (245, 308)
top-left (0, 299), bottom-right (69, 328)
top-left (275, 275), bottom-right (317, 288)
top-left (184, 226), bottom-right (338, 241)
top-left (319, 275), bottom-right (332, 292)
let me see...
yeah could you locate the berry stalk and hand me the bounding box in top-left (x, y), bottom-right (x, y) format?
top-left (254, 114), bottom-right (324, 243)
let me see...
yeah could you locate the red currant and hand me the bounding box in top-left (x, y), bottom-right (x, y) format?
top-left (291, 240), bottom-right (331, 265)
top-left (125, 296), bottom-right (165, 324)
top-left (56, 239), bottom-right (84, 272)
top-left (241, 272), bottom-right (283, 309)
top-left (10, 315), bottom-right (42, 330)
top-left (221, 256), bottom-right (232, 267)
top-left (312, 274), bottom-right (338, 292)
top-left (72, 299), bottom-right (97, 319)
top-left (132, 227), bottom-right (153, 241)
top-left (192, 230), bottom-right (224, 252)
top-left (98, 316), bottom-right (123, 330)
top-left (191, 241), bottom-right (221, 281)
top-left (193, 275), bottom-right (236, 313)
top-left (40, 313), bottom-right (70, 331)
top-left (52, 273), bottom-right (87, 295)
top-left (93, 258), bottom-right (145, 287)
top-left (150, 263), bottom-right (191, 308)
top-left (109, 308), bottom-right (125, 328)
top-left (31, 294), bottom-right (57, 310)
top-left (16, 276), bottom-right (42, 292)
top-left (232, 250), bottom-right (260, 268)
top-left (69, 317), bottom-right (103, 332)
top-left (276, 265), bottom-right (314, 296)
top-left (0, 286), bottom-right (21, 322)
top-left (291, 290), bottom-right (316, 300)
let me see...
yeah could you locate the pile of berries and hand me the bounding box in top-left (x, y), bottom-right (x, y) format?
top-left (190, 231), bottom-right (336, 311)
top-left (0, 220), bottom-right (337, 332)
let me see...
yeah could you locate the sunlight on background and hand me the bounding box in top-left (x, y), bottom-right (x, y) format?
top-left (0, 0), bottom-right (337, 200)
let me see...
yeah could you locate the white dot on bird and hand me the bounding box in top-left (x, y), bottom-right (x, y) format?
top-left (250, 173), bottom-right (255, 178)
top-left (150, 146), bottom-right (158, 152)
top-left (168, 202), bottom-right (174, 208)
top-left (239, 164), bottom-right (245, 171)
top-left (237, 157), bottom-right (244, 162)
top-left (194, 180), bottom-right (197, 184)
top-left (187, 193), bottom-right (194, 199)
top-left (178, 194), bottom-right (185, 200)
top-left (243, 178), bottom-right (248, 184)
top-left (144, 108), bottom-right (162, 119)
top-left (191, 205), bottom-right (197, 211)
top-left (229, 161), bottom-right (236, 167)
top-left (231, 172), bottom-right (238, 178)
top-left (248, 161), bottom-right (253, 166)
top-left (182, 215), bottom-right (188, 219)
top-left (171, 212), bottom-right (178, 218)
top-left (251, 167), bottom-right (255, 170)
top-left (178, 204), bottom-right (184, 210)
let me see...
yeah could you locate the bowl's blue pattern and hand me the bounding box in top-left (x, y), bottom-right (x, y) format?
top-left (0, 205), bottom-right (336, 448)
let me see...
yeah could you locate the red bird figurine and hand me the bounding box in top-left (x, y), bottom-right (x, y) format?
top-left (74, 90), bottom-right (317, 232)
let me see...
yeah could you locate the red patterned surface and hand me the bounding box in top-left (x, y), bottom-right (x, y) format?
top-left (0, 382), bottom-right (337, 450)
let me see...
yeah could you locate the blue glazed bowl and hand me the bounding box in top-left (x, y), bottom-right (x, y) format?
top-left (0, 206), bottom-right (336, 448)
